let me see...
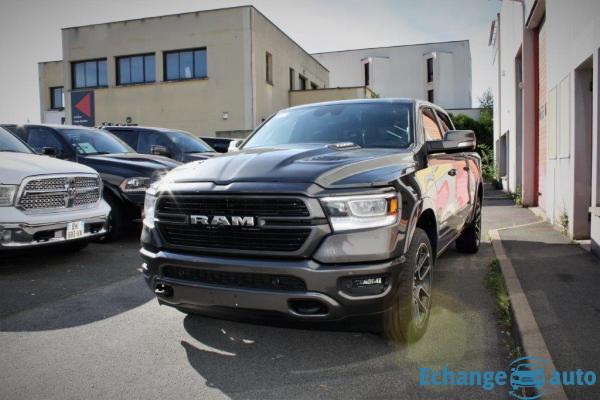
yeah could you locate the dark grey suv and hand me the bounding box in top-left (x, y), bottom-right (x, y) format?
top-left (141, 99), bottom-right (482, 342)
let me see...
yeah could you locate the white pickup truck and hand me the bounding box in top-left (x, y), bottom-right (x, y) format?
top-left (0, 127), bottom-right (110, 251)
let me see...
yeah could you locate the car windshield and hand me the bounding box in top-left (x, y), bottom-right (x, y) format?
top-left (56, 127), bottom-right (134, 155)
top-left (165, 130), bottom-right (214, 153)
top-left (0, 127), bottom-right (33, 154)
top-left (243, 102), bottom-right (414, 150)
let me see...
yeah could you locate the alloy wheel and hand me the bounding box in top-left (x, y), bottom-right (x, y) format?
top-left (412, 242), bottom-right (432, 327)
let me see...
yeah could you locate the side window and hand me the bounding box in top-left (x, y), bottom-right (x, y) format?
top-left (109, 129), bottom-right (138, 149)
top-left (436, 110), bottom-right (453, 134)
top-left (421, 108), bottom-right (443, 141)
top-left (27, 127), bottom-right (65, 153)
top-left (138, 131), bottom-right (175, 154)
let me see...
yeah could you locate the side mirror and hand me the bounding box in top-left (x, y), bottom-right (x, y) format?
top-left (41, 147), bottom-right (57, 156)
top-left (426, 130), bottom-right (476, 154)
top-left (227, 140), bottom-right (242, 153)
top-left (151, 145), bottom-right (171, 157)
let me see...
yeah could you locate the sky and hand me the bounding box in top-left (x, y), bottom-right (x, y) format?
top-left (0, 0), bottom-right (500, 124)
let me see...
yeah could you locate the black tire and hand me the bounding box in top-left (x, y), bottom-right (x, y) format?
top-left (455, 195), bottom-right (482, 254)
top-left (64, 239), bottom-right (89, 252)
top-left (384, 227), bottom-right (433, 343)
top-left (96, 190), bottom-right (126, 243)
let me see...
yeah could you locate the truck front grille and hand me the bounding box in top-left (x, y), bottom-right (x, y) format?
top-left (159, 225), bottom-right (311, 252)
top-left (158, 196), bottom-right (310, 217)
top-left (18, 175), bottom-right (101, 211)
top-left (155, 195), bottom-right (319, 254)
top-left (162, 265), bottom-right (307, 291)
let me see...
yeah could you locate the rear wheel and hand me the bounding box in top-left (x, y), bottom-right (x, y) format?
top-left (384, 227), bottom-right (433, 343)
top-left (455, 196), bottom-right (482, 254)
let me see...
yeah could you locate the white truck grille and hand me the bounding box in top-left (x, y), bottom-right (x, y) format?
top-left (18, 175), bottom-right (102, 211)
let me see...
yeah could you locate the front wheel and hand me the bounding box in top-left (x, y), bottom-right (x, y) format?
top-left (384, 227), bottom-right (433, 343)
top-left (96, 191), bottom-right (126, 243)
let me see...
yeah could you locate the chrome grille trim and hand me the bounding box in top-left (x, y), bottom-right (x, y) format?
top-left (17, 174), bottom-right (102, 213)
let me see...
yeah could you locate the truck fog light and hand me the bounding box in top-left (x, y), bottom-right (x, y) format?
top-left (1, 230), bottom-right (11, 242)
top-left (340, 274), bottom-right (389, 296)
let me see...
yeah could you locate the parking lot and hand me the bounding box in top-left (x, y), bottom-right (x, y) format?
top-left (0, 199), bottom-right (513, 400)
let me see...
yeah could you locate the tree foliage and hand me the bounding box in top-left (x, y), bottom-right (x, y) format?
top-left (449, 88), bottom-right (496, 182)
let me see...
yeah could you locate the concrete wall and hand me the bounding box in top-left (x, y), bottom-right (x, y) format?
top-left (289, 87), bottom-right (374, 107)
top-left (492, 0), bottom-right (600, 243)
top-left (61, 7), bottom-right (251, 136)
top-left (312, 41), bottom-right (472, 109)
top-left (38, 60), bottom-right (65, 122)
top-left (250, 8), bottom-right (328, 124)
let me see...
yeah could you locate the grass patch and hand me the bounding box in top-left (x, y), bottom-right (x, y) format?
top-left (485, 259), bottom-right (523, 359)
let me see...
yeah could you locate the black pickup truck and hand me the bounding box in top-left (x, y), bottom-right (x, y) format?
top-left (14, 124), bottom-right (180, 241)
top-left (141, 99), bottom-right (482, 342)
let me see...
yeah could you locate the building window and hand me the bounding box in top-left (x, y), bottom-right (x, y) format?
top-left (72, 59), bottom-right (107, 89)
top-left (117, 54), bottom-right (155, 85)
top-left (298, 75), bottom-right (307, 90)
top-left (266, 52), bottom-right (273, 84)
top-left (164, 48), bottom-right (207, 81)
top-left (427, 58), bottom-right (434, 83)
top-left (289, 68), bottom-right (295, 90)
top-left (427, 89), bottom-right (434, 103)
top-left (50, 86), bottom-right (64, 110)
top-left (310, 82), bottom-right (318, 90)
top-left (364, 62), bottom-right (370, 86)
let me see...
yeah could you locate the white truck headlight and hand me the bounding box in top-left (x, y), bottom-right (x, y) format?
top-left (120, 177), bottom-right (151, 193)
top-left (0, 185), bottom-right (18, 206)
top-left (143, 182), bottom-right (159, 228)
top-left (321, 192), bottom-right (399, 232)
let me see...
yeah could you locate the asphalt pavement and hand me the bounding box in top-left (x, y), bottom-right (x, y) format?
top-left (0, 195), bottom-right (515, 399)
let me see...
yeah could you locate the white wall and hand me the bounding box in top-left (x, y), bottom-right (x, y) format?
top-left (312, 41), bottom-right (472, 109)
top-left (493, 0), bottom-right (600, 241)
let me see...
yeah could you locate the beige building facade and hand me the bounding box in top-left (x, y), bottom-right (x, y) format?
top-left (39, 6), bottom-right (328, 137)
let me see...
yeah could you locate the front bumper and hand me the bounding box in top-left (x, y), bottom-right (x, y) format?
top-left (140, 247), bottom-right (405, 322)
top-left (0, 202), bottom-right (110, 249)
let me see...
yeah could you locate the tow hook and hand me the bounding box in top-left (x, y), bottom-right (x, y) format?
top-left (154, 282), bottom-right (173, 298)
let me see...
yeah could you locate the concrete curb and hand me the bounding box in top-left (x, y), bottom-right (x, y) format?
top-left (489, 226), bottom-right (569, 400)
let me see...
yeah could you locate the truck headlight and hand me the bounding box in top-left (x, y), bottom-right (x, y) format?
top-left (320, 192), bottom-right (399, 232)
top-left (143, 182), bottom-right (159, 228)
top-left (120, 177), bottom-right (151, 193)
top-left (0, 185), bottom-right (18, 207)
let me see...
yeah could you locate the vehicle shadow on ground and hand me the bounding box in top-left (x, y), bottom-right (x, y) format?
top-left (0, 225), bottom-right (153, 331)
top-left (179, 245), bottom-right (507, 399)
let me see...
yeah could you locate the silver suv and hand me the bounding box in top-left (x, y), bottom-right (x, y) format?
top-left (0, 127), bottom-right (110, 250)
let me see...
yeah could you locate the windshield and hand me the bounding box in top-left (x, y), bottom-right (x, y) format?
top-left (57, 127), bottom-right (134, 155)
top-left (243, 102), bottom-right (414, 150)
top-left (165, 130), bottom-right (214, 153)
top-left (0, 127), bottom-right (33, 154)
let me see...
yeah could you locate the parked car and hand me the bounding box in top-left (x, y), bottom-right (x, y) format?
top-left (0, 124), bottom-right (18, 134)
top-left (200, 137), bottom-right (236, 153)
top-left (0, 126), bottom-right (110, 251)
top-left (141, 99), bottom-right (482, 342)
top-left (102, 126), bottom-right (217, 163)
top-left (13, 124), bottom-right (181, 241)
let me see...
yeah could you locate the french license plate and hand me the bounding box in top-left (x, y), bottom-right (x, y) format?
top-left (66, 221), bottom-right (84, 240)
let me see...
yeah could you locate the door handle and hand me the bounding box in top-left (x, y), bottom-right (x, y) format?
top-left (448, 169), bottom-right (457, 176)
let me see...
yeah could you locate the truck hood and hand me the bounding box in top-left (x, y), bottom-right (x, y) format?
top-left (81, 152), bottom-right (181, 177)
top-left (0, 152), bottom-right (97, 185)
top-left (165, 144), bottom-right (416, 188)
top-left (181, 152), bottom-right (218, 163)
